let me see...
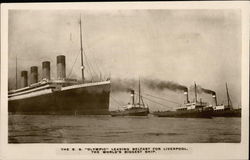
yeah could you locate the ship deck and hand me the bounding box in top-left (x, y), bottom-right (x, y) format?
top-left (9, 80), bottom-right (110, 101)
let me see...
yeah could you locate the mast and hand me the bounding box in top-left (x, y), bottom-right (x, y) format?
top-left (79, 15), bottom-right (85, 83)
top-left (15, 56), bottom-right (17, 89)
top-left (139, 78), bottom-right (141, 106)
top-left (226, 83), bottom-right (232, 108)
top-left (194, 82), bottom-right (197, 103)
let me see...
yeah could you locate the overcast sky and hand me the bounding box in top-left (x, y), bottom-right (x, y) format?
top-left (8, 9), bottom-right (242, 110)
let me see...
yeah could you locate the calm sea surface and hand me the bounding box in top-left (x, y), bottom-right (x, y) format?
top-left (9, 115), bottom-right (241, 143)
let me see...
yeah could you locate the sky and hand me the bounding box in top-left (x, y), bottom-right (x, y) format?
top-left (8, 9), bottom-right (242, 110)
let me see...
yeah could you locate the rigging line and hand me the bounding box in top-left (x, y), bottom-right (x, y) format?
top-left (83, 51), bottom-right (94, 79)
top-left (81, 43), bottom-right (97, 79)
top-left (141, 88), bottom-right (183, 103)
top-left (82, 41), bottom-right (100, 78)
top-left (142, 92), bottom-right (181, 105)
top-left (85, 52), bottom-right (97, 77)
top-left (132, 87), bottom-right (180, 105)
top-left (134, 93), bottom-right (174, 109)
top-left (84, 65), bottom-right (92, 80)
top-left (79, 19), bottom-right (109, 77)
top-left (79, 17), bottom-right (99, 79)
top-left (88, 58), bottom-right (99, 79)
top-left (79, 17), bottom-right (109, 77)
top-left (141, 95), bottom-right (174, 109)
top-left (110, 95), bottom-right (123, 106)
top-left (85, 49), bottom-right (103, 78)
top-left (81, 52), bottom-right (93, 81)
top-left (67, 51), bottom-right (80, 78)
top-left (83, 38), bottom-right (103, 75)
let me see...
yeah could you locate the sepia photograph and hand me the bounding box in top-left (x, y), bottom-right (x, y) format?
top-left (1, 2), bottom-right (249, 160)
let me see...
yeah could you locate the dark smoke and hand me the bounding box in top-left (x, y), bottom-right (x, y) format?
top-left (111, 78), bottom-right (188, 93)
top-left (201, 88), bottom-right (216, 95)
top-left (143, 79), bottom-right (188, 92)
top-left (111, 78), bottom-right (137, 92)
top-left (189, 84), bottom-right (215, 95)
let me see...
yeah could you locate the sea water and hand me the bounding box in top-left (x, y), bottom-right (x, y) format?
top-left (8, 115), bottom-right (241, 143)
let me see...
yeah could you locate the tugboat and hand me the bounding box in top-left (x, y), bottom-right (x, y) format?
top-left (110, 80), bottom-right (149, 117)
top-left (211, 83), bottom-right (241, 117)
top-left (153, 82), bottom-right (213, 118)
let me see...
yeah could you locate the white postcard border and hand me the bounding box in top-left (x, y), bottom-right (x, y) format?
top-left (1, 2), bottom-right (249, 160)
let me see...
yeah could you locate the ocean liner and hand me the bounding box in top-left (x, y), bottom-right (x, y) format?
top-left (110, 80), bottom-right (149, 116)
top-left (153, 82), bottom-right (213, 118)
top-left (8, 17), bottom-right (111, 115)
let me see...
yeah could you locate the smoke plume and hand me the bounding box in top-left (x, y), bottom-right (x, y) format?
top-left (201, 88), bottom-right (216, 95)
top-left (143, 79), bottom-right (188, 92)
top-left (111, 78), bottom-right (137, 92)
top-left (111, 78), bottom-right (188, 93)
top-left (190, 84), bottom-right (215, 95)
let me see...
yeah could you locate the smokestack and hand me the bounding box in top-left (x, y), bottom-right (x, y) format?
top-left (42, 61), bottom-right (50, 80)
top-left (212, 93), bottom-right (217, 106)
top-left (194, 82), bottom-right (197, 102)
top-left (30, 66), bottom-right (38, 84)
top-left (20, 71), bottom-right (28, 88)
top-left (130, 90), bottom-right (135, 105)
top-left (184, 90), bottom-right (190, 103)
top-left (57, 55), bottom-right (66, 80)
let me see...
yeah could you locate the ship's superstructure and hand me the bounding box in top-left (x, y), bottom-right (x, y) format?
top-left (8, 16), bottom-right (111, 115)
top-left (154, 82), bottom-right (213, 118)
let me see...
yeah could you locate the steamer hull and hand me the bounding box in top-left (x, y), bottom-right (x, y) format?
top-left (155, 109), bottom-right (212, 118)
top-left (8, 82), bottom-right (110, 115)
top-left (153, 101), bottom-right (213, 119)
top-left (110, 108), bottom-right (149, 117)
top-left (212, 109), bottom-right (241, 117)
